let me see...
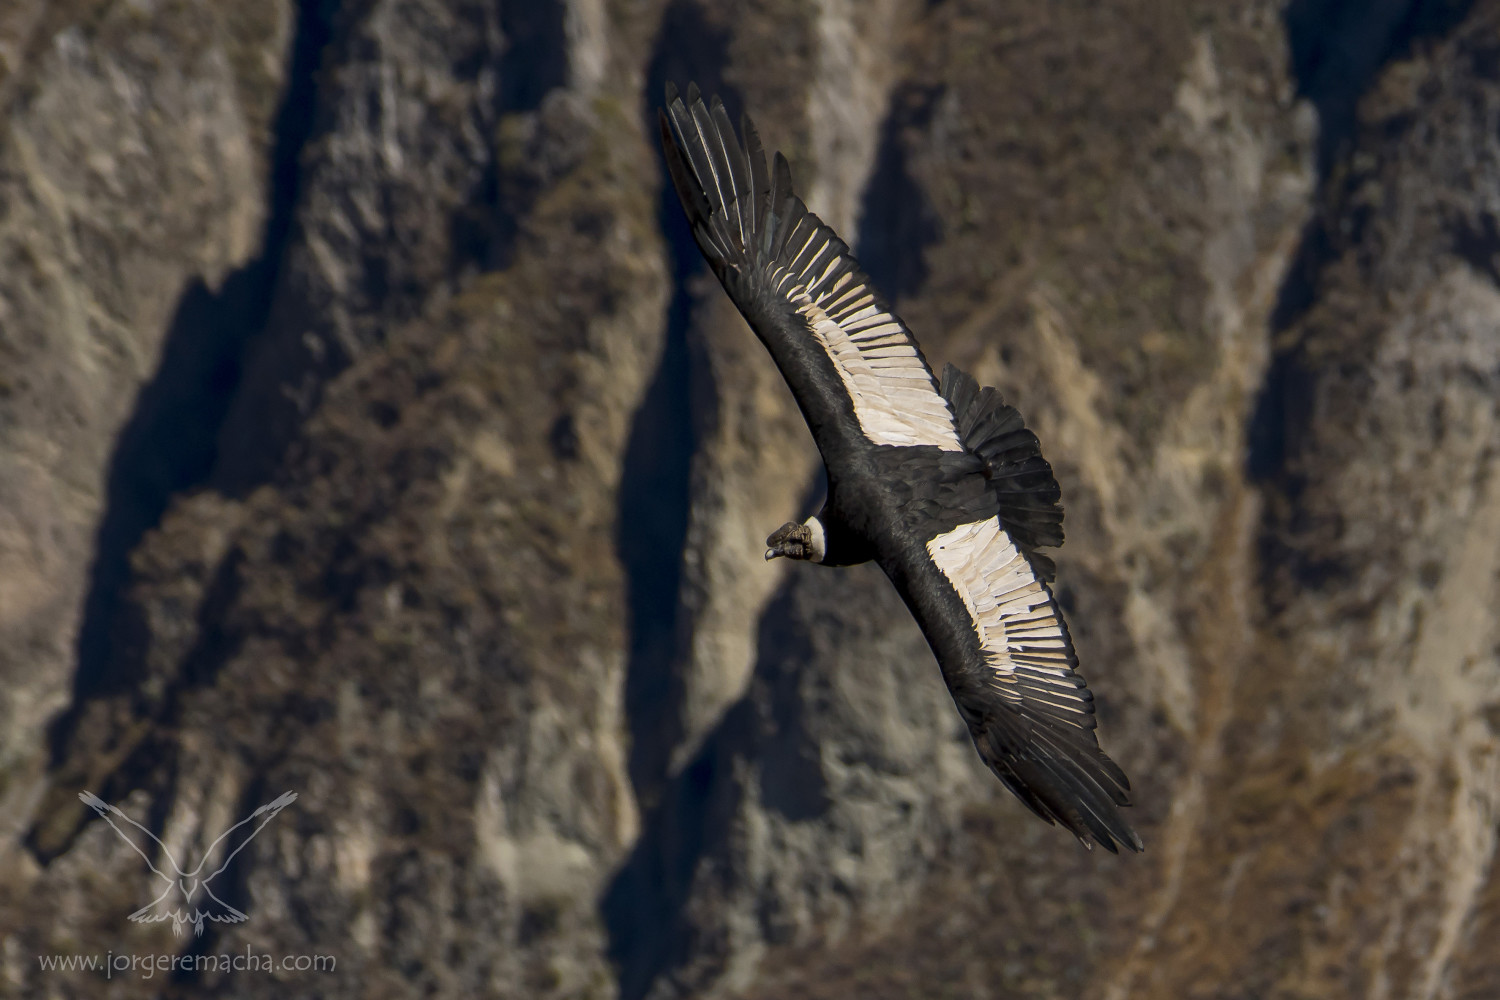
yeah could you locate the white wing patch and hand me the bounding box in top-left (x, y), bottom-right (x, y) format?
top-left (775, 247), bottom-right (962, 451)
top-left (926, 517), bottom-right (1090, 725)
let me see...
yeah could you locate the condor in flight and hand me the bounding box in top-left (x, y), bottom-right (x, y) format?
top-left (659, 84), bottom-right (1141, 853)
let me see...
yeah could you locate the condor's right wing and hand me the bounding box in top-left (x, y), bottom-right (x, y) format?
top-left (659, 82), bottom-right (961, 456)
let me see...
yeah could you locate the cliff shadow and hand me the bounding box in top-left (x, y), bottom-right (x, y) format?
top-left (616, 0), bottom-right (734, 823)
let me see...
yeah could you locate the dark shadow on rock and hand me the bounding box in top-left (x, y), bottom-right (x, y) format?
top-left (602, 698), bottom-right (753, 1000)
top-left (451, 0), bottom-right (571, 274)
top-left (1452, 208), bottom-right (1500, 286)
top-left (616, 0), bottom-right (733, 822)
top-left (604, 565), bottom-right (831, 1000)
top-left (499, 0), bottom-right (568, 112)
top-left (856, 83), bottom-right (945, 302)
top-left (755, 574), bottom-right (831, 823)
top-left (64, 274), bottom-right (263, 715)
top-left (1247, 1), bottom-right (1477, 598)
top-left (608, 7), bottom-right (737, 979)
top-left (27, 547), bottom-right (248, 863)
top-left (1283, 0), bottom-right (1473, 180)
top-left (1248, 0), bottom-right (1476, 485)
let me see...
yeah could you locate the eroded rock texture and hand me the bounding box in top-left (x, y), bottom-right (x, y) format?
top-left (2, 1), bottom-right (1497, 998)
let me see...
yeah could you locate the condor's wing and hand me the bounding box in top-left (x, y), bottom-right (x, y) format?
top-left (659, 82), bottom-right (962, 457)
top-left (897, 514), bottom-right (1141, 852)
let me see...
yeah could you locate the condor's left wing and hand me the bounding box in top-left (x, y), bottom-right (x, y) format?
top-left (902, 514), bottom-right (1141, 852)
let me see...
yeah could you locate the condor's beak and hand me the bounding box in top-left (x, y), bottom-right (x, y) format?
top-left (764, 548), bottom-right (779, 561)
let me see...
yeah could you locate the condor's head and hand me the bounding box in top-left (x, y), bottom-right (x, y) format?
top-left (764, 517), bottom-right (826, 563)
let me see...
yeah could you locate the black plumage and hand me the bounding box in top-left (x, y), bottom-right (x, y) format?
top-left (660, 82), bottom-right (1141, 853)
top-left (940, 364), bottom-right (1066, 580)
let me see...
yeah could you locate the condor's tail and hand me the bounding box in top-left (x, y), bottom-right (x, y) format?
top-left (940, 364), bottom-right (1065, 580)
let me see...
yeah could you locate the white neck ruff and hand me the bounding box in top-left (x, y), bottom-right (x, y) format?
top-left (803, 516), bottom-right (827, 563)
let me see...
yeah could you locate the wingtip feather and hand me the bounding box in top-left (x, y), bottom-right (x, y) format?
top-left (979, 723), bottom-right (1142, 853)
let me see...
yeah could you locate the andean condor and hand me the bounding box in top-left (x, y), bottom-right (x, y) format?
top-left (659, 83), bottom-right (1141, 853)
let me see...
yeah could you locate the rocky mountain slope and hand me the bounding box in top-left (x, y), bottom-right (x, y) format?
top-left (1, 1), bottom-right (1496, 998)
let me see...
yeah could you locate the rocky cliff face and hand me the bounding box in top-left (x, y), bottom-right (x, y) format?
top-left (2, 1), bottom-right (1497, 998)
top-left (0, 0), bottom-right (290, 896)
